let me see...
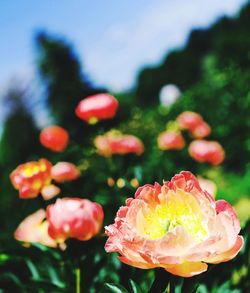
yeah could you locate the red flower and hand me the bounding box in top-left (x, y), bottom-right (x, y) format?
top-left (40, 125), bottom-right (69, 152)
top-left (47, 198), bottom-right (104, 241)
top-left (51, 162), bottom-right (80, 183)
top-left (10, 159), bottom-right (59, 199)
top-left (177, 111), bottom-right (203, 131)
top-left (189, 140), bottom-right (225, 165)
top-left (157, 131), bottom-right (185, 150)
top-left (75, 93), bottom-right (119, 123)
top-left (94, 131), bottom-right (144, 157)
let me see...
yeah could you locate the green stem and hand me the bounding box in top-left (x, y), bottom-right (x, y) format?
top-left (75, 267), bottom-right (81, 293)
top-left (170, 280), bottom-right (175, 293)
top-left (181, 265), bottom-right (216, 293)
top-left (149, 269), bottom-right (172, 293)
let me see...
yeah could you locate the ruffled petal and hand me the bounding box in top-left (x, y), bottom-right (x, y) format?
top-left (205, 235), bottom-right (244, 264)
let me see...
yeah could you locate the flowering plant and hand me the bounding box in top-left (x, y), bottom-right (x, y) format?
top-left (105, 171), bottom-right (243, 290)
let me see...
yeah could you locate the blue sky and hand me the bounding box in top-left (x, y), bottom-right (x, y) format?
top-left (0, 0), bottom-right (247, 93)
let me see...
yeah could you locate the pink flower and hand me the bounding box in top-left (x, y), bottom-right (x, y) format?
top-left (189, 140), bottom-right (225, 165)
top-left (198, 177), bottom-right (217, 198)
top-left (51, 162), bottom-right (80, 183)
top-left (10, 159), bottom-right (60, 199)
top-left (14, 209), bottom-right (57, 248)
top-left (157, 131), bottom-right (185, 150)
top-left (94, 131), bottom-right (144, 157)
top-left (105, 171), bottom-right (243, 277)
top-left (40, 125), bottom-right (69, 152)
top-left (47, 198), bottom-right (104, 242)
top-left (177, 111), bottom-right (203, 131)
top-left (75, 93), bottom-right (119, 123)
top-left (41, 184), bottom-right (61, 201)
top-left (190, 121), bottom-right (211, 139)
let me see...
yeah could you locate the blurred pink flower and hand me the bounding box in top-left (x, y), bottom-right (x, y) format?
top-left (75, 93), bottom-right (119, 123)
top-left (157, 131), bottom-right (185, 150)
top-left (47, 198), bottom-right (104, 242)
top-left (105, 171), bottom-right (243, 277)
top-left (14, 209), bottom-right (57, 248)
top-left (198, 177), bottom-right (217, 198)
top-left (94, 131), bottom-right (144, 157)
top-left (10, 159), bottom-right (59, 199)
top-left (177, 111), bottom-right (203, 131)
top-left (51, 162), bottom-right (80, 183)
top-left (191, 121), bottom-right (211, 139)
top-left (189, 140), bottom-right (225, 165)
top-left (40, 125), bottom-right (69, 152)
top-left (41, 184), bottom-right (61, 201)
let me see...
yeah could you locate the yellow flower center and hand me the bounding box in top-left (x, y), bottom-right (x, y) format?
top-left (141, 190), bottom-right (207, 241)
top-left (22, 164), bottom-right (41, 177)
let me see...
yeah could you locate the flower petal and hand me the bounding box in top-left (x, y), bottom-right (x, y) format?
top-left (205, 235), bottom-right (244, 264)
top-left (166, 261), bottom-right (208, 277)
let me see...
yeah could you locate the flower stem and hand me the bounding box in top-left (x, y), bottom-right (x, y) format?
top-left (149, 269), bottom-right (172, 293)
top-left (75, 267), bottom-right (81, 293)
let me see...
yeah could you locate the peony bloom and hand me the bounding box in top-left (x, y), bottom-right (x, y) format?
top-left (51, 162), bottom-right (80, 183)
top-left (105, 171), bottom-right (243, 278)
top-left (94, 131), bottom-right (144, 157)
top-left (40, 125), bottom-right (69, 152)
top-left (75, 93), bottom-right (119, 123)
top-left (190, 121), bottom-right (211, 139)
top-left (197, 177), bottom-right (217, 198)
top-left (47, 198), bottom-right (104, 242)
top-left (177, 111), bottom-right (203, 131)
top-left (157, 131), bottom-right (185, 151)
top-left (14, 209), bottom-right (57, 248)
top-left (189, 140), bottom-right (225, 166)
top-left (10, 159), bottom-right (59, 199)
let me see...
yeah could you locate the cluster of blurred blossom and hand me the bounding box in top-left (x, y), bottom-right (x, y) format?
top-left (15, 198), bottom-right (103, 249)
top-left (11, 157), bottom-right (103, 247)
top-left (10, 92), bottom-right (242, 280)
top-left (10, 159), bottom-right (80, 200)
top-left (10, 93), bottom-right (122, 248)
top-left (157, 111), bottom-right (225, 166)
top-left (94, 130), bottom-right (144, 157)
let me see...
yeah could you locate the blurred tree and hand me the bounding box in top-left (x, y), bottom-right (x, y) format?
top-left (135, 1), bottom-right (250, 106)
top-left (0, 85), bottom-right (39, 165)
top-left (0, 85), bottom-right (40, 235)
top-left (35, 32), bottom-right (102, 141)
top-left (136, 27), bottom-right (212, 106)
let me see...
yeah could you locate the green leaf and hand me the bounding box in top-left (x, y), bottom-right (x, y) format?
top-left (105, 283), bottom-right (129, 293)
top-left (25, 259), bottom-right (40, 281)
top-left (30, 243), bottom-right (61, 260)
top-left (129, 279), bottom-right (142, 293)
top-left (0, 253), bottom-right (10, 263)
top-left (26, 279), bottom-right (66, 292)
top-left (196, 284), bottom-right (208, 293)
top-left (0, 272), bottom-right (24, 292)
top-left (47, 265), bottom-right (65, 288)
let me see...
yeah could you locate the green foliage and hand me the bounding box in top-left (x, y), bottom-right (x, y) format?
top-left (135, 2), bottom-right (250, 106)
